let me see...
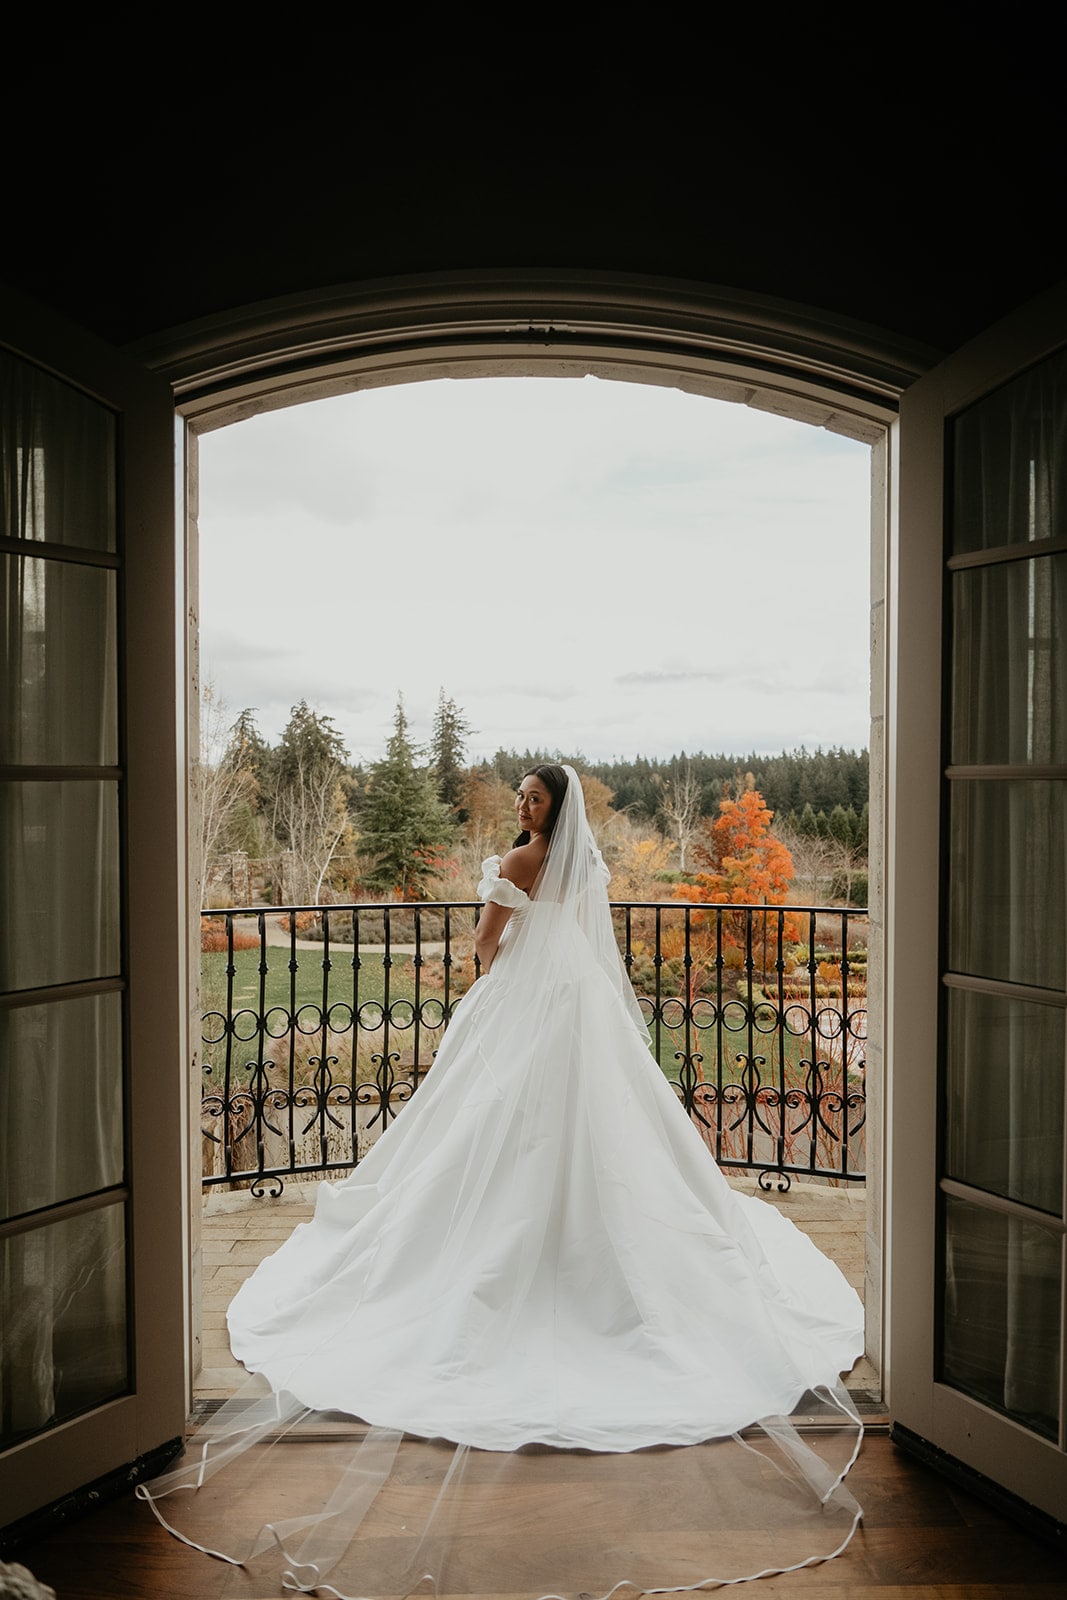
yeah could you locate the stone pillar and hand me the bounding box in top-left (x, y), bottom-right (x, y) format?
top-left (227, 849), bottom-right (250, 904)
top-left (281, 850), bottom-right (298, 904)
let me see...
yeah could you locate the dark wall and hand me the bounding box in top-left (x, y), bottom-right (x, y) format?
top-left (4, 20), bottom-right (1063, 354)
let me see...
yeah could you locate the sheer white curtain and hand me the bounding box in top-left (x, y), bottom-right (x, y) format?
top-left (1, 346), bottom-right (127, 1447)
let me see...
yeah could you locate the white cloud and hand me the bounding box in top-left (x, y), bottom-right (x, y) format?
top-left (197, 376), bottom-right (871, 764)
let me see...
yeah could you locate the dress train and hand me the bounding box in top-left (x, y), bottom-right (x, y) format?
top-left (140, 813), bottom-right (866, 1596)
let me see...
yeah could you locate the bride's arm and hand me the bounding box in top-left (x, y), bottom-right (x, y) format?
top-left (474, 901), bottom-right (512, 971)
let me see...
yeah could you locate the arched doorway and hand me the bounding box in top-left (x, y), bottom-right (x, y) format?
top-left (159, 269), bottom-right (902, 1417)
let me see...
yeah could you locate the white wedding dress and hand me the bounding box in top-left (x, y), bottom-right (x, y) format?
top-left (142, 767), bottom-right (865, 1596)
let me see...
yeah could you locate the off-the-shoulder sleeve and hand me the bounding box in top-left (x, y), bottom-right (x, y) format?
top-left (477, 855), bottom-right (529, 910)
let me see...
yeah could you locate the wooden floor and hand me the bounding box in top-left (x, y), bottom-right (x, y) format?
top-left (13, 1431), bottom-right (1067, 1599)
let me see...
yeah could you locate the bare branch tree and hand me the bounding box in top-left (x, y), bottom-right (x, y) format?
top-left (199, 681), bottom-right (256, 876)
top-left (656, 761), bottom-right (703, 873)
top-left (773, 821), bottom-right (839, 904)
top-left (824, 834), bottom-right (866, 906)
top-left (273, 749), bottom-right (351, 905)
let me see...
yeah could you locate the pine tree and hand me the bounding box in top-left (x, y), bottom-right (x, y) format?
top-left (798, 802), bottom-right (820, 838)
top-left (828, 804), bottom-right (855, 846)
top-left (271, 701), bottom-right (353, 903)
top-left (230, 708), bottom-right (273, 790)
top-left (360, 696), bottom-right (457, 897)
top-left (274, 700), bottom-right (348, 797)
top-left (431, 690), bottom-right (473, 815)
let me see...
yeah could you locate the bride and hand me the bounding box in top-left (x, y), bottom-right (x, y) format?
top-left (143, 763), bottom-right (865, 1594)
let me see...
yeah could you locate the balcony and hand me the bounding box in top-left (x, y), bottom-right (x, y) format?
top-left (199, 898), bottom-right (868, 1194)
top-left (196, 896), bottom-right (876, 1409)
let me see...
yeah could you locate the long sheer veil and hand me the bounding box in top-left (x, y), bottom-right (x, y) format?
top-left (513, 764), bottom-right (649, 1041)
top-left (137, 765), bottom-right (864, 1597)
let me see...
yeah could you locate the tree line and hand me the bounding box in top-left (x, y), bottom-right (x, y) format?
top-left (477, 747), bottom-right (869, 822)
top-left (200, 686), bottom-right (870, 907)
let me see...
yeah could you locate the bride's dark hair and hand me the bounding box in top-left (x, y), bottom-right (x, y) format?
top-left (513, 763), bottom-right (569, 847)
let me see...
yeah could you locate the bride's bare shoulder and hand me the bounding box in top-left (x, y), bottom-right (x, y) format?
top-left (499, 840), bottom-right (547, 892)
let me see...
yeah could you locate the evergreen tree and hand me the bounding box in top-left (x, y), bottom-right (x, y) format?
top-left (431, 689), bottom-right (473, 815)
top-left (828, 804), bottom-right (855, 846)
top-left (798, 802), bottom-right (820, 838)
top-left (452, 745), bottom-right (869, 827)
top-left (274, 700), bottom-right (348, 800)
top-left (271, 701), bottom-right (353, 903)
top-left (360, 696), bottom-right (457, 897)
top-left (205, 707), bottom-right (276, 860)
top-left (230, 708), bottom-right (273, 791)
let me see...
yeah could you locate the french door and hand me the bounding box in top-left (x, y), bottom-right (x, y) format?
top-left (890, 280), bottom-right (1067, 1521)
top-left (0, 285), bottom-right (187, 1529)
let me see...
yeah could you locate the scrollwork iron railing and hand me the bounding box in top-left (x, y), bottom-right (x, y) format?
top-left (200, 900), bottom-right (867, 1195)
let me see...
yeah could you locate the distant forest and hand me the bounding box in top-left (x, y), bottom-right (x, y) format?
top-left (473, 747), bottom-right (869, 825)
top-left (202, 686), bottom-right (871, 908)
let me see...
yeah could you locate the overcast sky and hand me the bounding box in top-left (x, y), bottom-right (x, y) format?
top-left (197, 376), bottom-right (871, 768)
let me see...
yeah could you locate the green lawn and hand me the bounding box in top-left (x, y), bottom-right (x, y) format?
top-left (199, 946), bottom-right (465, 1084)
top-left (202, 948), bottom-right (857, 1090)
top-left (199, 948), bottom-right (864, 1176)
top-left (201, 945), bottom-right (421, 1018)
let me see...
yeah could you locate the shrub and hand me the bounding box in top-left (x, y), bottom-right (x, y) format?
top-left (201, 917), bottom-right (259, 952)
top-left (830, 870), bottom-right (869, 906)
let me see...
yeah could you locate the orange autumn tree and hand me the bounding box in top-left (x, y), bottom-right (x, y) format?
top-left (673, 786), bottom-right (800, 963)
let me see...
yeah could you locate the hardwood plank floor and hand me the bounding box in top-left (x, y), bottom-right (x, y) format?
top-left (13, 1434), bottom-right (1065, 1600)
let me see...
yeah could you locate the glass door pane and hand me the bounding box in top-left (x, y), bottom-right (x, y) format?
top-left (940, 343), bottom-right (1067, 1444)
top-left (942, 1192), bottom-right (1060, 1442)
top-left (944, 986), bottom-right (1064, 1215)
top-left (0, 344), bottom-right (129, 1453)
top-left (1, 1205), bottom-right (128, 1450)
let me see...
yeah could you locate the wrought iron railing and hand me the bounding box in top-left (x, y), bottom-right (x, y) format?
top-left (200, 900), bottom-right (867, 1195)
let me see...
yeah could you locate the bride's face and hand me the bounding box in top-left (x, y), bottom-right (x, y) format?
top-left (516, 775), bottom-right (554, 838)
